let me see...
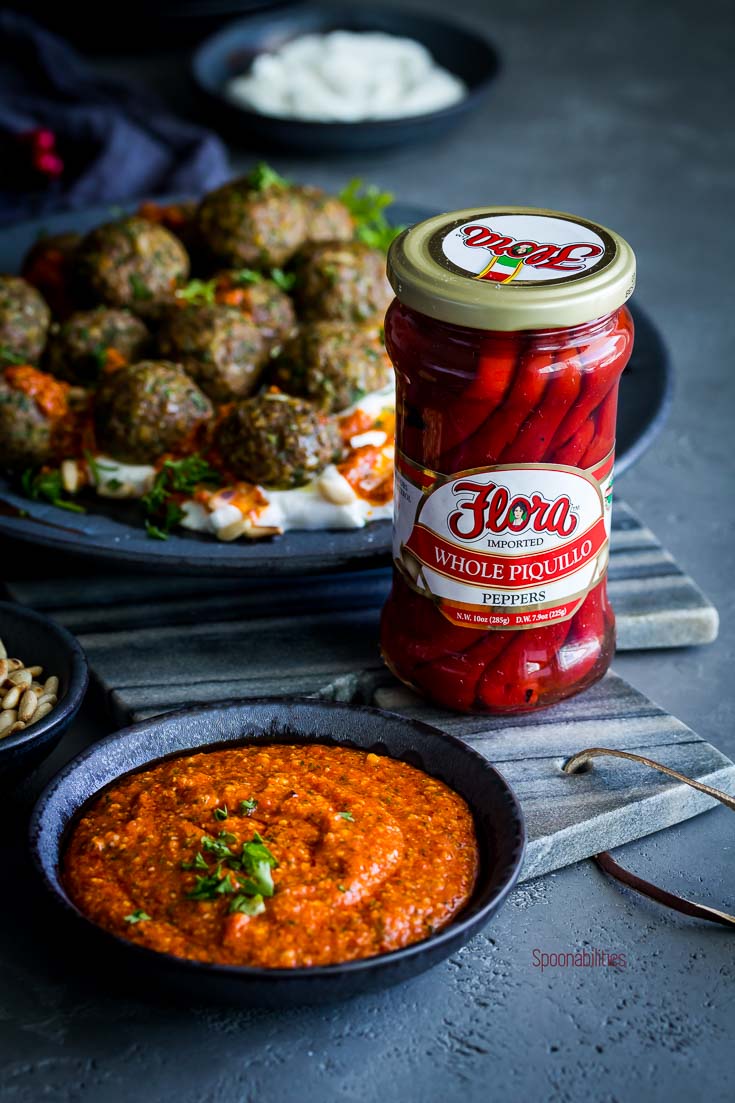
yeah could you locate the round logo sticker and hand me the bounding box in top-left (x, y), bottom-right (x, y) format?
top-left (433, 212), bottom-right (615, 286)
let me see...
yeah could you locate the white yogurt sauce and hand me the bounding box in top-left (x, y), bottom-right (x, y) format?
top-left (226, 31), bottom-right (466, 122)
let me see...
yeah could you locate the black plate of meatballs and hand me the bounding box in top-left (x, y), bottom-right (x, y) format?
top-left (0, 171), bottom-right (671, 576)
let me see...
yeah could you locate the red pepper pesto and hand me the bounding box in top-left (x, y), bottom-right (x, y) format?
top-left (62, 743), bottom-right (478, 969)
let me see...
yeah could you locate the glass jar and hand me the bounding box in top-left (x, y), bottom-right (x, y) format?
top-left (380, 207), bottom-right (636, 713)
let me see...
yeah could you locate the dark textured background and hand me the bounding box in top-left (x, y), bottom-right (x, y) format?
top-left (2, 1), bottom-right (734, 1099)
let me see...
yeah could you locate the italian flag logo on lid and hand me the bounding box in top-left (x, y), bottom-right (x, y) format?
top-left (474, 253), bottom-right (526, 283)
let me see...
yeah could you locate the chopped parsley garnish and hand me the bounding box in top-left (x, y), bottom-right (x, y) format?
top-left (213, 805), bottom-right (229, 821)
top-left (183, 831), bottom-right (278, 910)
top-left (230, 893), bottom-right (265, 916)
top-left (124, 909), bottom-right (151, 924)
top-left (21, 468), bottom-right (86, 513)
top-left (270, 267), bottom-right (296, 292)
top-left (141, 454), bottom-right (221, 539)
top-left (128, 273), bottom-right (153, 300)
top-left (240, 799), bottom-right (258, 816)
top-left (337, 884), bottom-right (347, 893)
top-left (175, 278), bottom-right (217, 306)
top-left (339, 178), bottom-right (404, 253)
top-left (337, 811), bottom-right (354, 822)
top-left (248, 161), bottom-right (290, 191)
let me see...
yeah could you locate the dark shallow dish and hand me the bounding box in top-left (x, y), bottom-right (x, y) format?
top-left (0, 201), bottom-right (672, 576)
top-left (0, 601), bottom-right (88, 776)
top-left (192, 4), bottom-right (500, 152)
top-left (30, 698), bottom-right (525, 1006)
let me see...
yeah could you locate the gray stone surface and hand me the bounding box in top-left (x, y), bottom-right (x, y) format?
top-left (1, 0), bottom-right (734, 1100)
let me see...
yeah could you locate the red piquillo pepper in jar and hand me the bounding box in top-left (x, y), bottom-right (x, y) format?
top-left (381, 207), bottom-right (636, 713)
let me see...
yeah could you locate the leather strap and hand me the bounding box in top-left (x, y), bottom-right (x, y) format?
top-left (563, 747), bottom-right (735, 929)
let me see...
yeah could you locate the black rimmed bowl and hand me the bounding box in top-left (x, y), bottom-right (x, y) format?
top-left (192, 5), bottom-right (500, 152)
top-left (30, 698), bottom-right (525, 1006)
top-left (0, 601), bottom-right (88, 777)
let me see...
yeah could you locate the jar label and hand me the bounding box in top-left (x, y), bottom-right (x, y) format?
top-left (394, 450), bottom-right (614, 629)
top-left (431, 212), bottom-right (616, 287)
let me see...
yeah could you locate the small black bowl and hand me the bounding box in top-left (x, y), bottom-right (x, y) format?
top-left (30, 698), bottom-right (525, 1006)
top-left (192, 4), bottom-right (500, 152)
top-left (0, 602), bottom-right (88, 777)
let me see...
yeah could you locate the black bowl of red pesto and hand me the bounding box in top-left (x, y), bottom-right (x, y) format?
top-left (0, 601), bottom-right (88, 777)
top-left (29, 698), bottom-right (525, 1006)
top-left (192, 5), bottom-right (500, 152)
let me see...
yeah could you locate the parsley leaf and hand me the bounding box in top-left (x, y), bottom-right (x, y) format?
top-left (240, 799), bottom-right (258, 816)
top-left (337, 811), bottom-right (355, 822)
top-left (213, 805), bottom-right (228, 822)
top-left (20, 468), bottom-right (86, 513)
top-left (339, 178), bottom-right (404, 253)
top-left (141, 454), bottom-right (220, 538)
top-left (270, 267), bottom-right (296, 292)
top-left (124, 909), bottom-right (151, 924)
top-left (229, 893), bottom-right (266, 916)
top-left (175, 278), bottom-right (217, 306)
top-left (231, 268), bottom-right (263, 286)
top-left (248, 162), bottom-right (290, 191)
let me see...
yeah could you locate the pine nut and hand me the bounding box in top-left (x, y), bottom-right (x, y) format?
top-left (37, 693), bottom-right (58, 708)
top-left (61, 459), bottom-right (80, 494)
top-left (2, 686), bottom-right (20, 710)
top-left (7, 658), bottom-right (23, 671)
top-left (0, 638), bottom-right (6, 660)
top-left (33, 702), bottom-right (53, 722)
top-left (9, 669), bottom-right (31, 687)
top-left (8, 721), bottom-right (26, 734)
top-left (19, 689), bottom-right (38, 722)
top-left (0, 659), bottom-right (7, 683)
top-left (27, 665), bottom-right (43, 677)
top-left (44, 676), bottom-right (59, 696)
top-left (0, 710), bottom-right (17, 735)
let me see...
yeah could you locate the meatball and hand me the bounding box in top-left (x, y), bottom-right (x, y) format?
top-left (0, 276), bottom-right (51, 366)
top-left (272, 320), bottom-right (391, 413)
top-left (75, 217), bottom-right (190, 319)
top-left (94, 361), bottom-right (213, 463)
top-left (197, 176), bottom-right (308, 269)
top-left (45, 308), bottom-right (149, 384)
top-left (294, 186), bottom-right (354, 244)
top-left (21, 232), bottom-right (81, 319)
top-left (0, 374), bottom-right (56, 468)
top-left (292, 241), bottom-right (392, 323)
top-left (158, 304), bottom-right (267, 403)
top-left (214, 272), bottom-right (297, 349)
top-left (215, 392), bottom-right (341, 489)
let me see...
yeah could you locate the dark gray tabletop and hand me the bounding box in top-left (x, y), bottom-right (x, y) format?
top-left (2, 1), bottom-right (734, 1100)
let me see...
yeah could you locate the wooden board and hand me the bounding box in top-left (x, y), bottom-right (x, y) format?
top-left (3, 501), bottom-right (728, 882)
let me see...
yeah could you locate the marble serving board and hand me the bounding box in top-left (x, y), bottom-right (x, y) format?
top-left (3, 501), bottom-right (727, 882)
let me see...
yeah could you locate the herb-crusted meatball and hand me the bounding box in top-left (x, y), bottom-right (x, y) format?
top-left (0, 276), bottom-right (51, 366)
top-left (94, 360), bottom-right (213, 463)
top-left (215, 392), bottom-right (341, 489)
top-left (294, 186), bottom-right (355, 244)
top-left (272, 320), bottom-right (391, 413)
top-left (45, 308), bottom-right (149, 384)
top-left (75, 217), bottom-right (190, 319)
top-left (197, 173), bottom-right (308, 269)
top-left (158, 304), bottom-right (268, 403)
top-left (21, 232), bottom-right (81, 319)
top-left (293, 241), bottom-right (392, 323)
top-left (214, 271), bottom-right (297, 350)
top-left (0, 366), bottom-right (68, 468)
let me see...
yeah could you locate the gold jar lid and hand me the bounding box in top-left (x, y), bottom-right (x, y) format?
top-left (387, 206), bottom-right (636, 331)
